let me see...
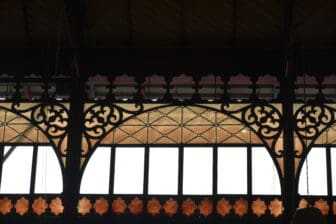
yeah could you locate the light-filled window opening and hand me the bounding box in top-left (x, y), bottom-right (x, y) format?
top-left (183, 147), bottom-right (213, 195)
top-left (0, 145), bottom-right (63, 194)
top-left (148, 147), bottom-right (179, 195)
top-left (298, 147), bottom-right (328, 196)
top-left (34, 146), bottom-right (63, 193)
top-left (80, 146), bottom-right (111, 194)
top-left (252, 146), bottom-right (281, 195)
top-left (79, 145), bottom-right (281, 196)
top-left (0, 146), bottom-right (34, 194)
top-left (218, 147), bottom-right (247, 194)
top-left (113, 147), bottom-right (145, 194)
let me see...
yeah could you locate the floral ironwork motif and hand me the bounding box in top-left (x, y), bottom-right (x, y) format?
top-left (0, 197), bottom-right (13, 215)
top-left (268, 198), bottom-right (282, 218)
top-left (78, 197), bottom-right (92, 215)
top-left (182, 198), bottom-right (197, 216)
top-left (163, 198), bottom-right (178, 216)
top-left (314, 199), bottom-right (329, 215)
top-left (32, 197), bottom-right (48, 216)
top-left (147, 198), bottom-right (161, 216)
top-left (298, 198), bottom-right (309, 209)
top-left (295, 104), bottom-right (336, 154)
top-left (128, 197), bottom-right (143, 215)
top-left (9, 102), bottom-right (69, 155)
top-left (233, 198), bottom-right (248, 217)
top-left (83, 103), bottom-right (143, 155)
top-left (112, 197), bottom-right (127, 215)
top-left (216, 198), bottom-right (232, 217)
top-left (93, 197), bottom-right (109, 215)
top-left (221, 103), bottom-right (282, 153)
top-left (252, 198), bottom-right (267, 217)
top-left (49, 197), bottom-right (64, 216)
top-left (15, 197), bottom-right (29, 216)
top-left (199, 198), bottom-right (213, 217)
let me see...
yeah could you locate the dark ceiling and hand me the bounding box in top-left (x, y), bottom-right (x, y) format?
top-left (0, 0), bottom-right (335, 76)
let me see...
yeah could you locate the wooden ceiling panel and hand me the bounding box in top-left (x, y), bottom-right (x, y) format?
top-left (293, 0), bottom-right (336, 48)
top-left (132, 0), bottom-right (181, 46)
top-left (0, 0), bottom-right (25, 46)
top-left (237, 0), bottom-right (282, 47)
top-left (87, 0), bottom-right (129, 47)
top-left (184, 0), bottom-right (233, 47)
top-left (26, 0), bottom-right (65, 44)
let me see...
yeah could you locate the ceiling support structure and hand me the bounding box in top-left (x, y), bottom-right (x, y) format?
top-left (281, 0), bottom-right (297, 223)
top-left (62, 1), bottom-right (88, 224)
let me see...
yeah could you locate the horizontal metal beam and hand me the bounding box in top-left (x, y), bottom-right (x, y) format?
top-left (0, 48), bottom-right (335, 77)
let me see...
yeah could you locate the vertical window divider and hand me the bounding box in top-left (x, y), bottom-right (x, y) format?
top-left (0, 144), bottom-right (3, 186)
top-left (178, 145), bottom-right (184, 204)
top-left (30, 145), bottom-right (38, 194)
top-left (326, 146), bottom-right (332, 201)
top-left (213, 146), bottom-right (218, 196)
top-left (109, 146), bottom-right (116, 194)
top-left (143, 146), bottom-right (150, 196)
top-left (247, 145), bottom-right (252, 216)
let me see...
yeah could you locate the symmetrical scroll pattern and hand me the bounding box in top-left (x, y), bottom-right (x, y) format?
top-left (294, 103), bottom-right (336, 156)
top-left (0, 102), bottom-right (69, 156)
top-left (82, 103), bottom-right (283, 161)
top-left (221, 103), bottom-right (283, 155)
top-left (82, 103), bottom-right (144, 155)
top-left (4, 102), bottom-right (69, 156)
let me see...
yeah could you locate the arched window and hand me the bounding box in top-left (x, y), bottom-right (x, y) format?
top-left (80, 145), bottom-right (281, 196)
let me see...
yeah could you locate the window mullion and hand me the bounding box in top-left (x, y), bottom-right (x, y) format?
top-left (247, 146), bottom-right (252, 196)
top-left (326, 146), bottom-right (332, 197)
top-left (109, 146), bottom-right (116, 194)
top-left (143, 146), bottom-right (150, 196)
top-left (0, 144), bottom-right (3, 187)
top-left (30, 145), bottom-right (38, 194)
top-left (213, 146), bottom-right (218, 195)
top-left (178, 145), bottom-right (184, 196)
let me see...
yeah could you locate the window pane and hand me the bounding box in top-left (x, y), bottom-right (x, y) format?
top-left (252, 147), bottom-right (281, 195)
top-left (35, 146), bottom-right (63, 193)
top-left (0, 146), bottom-right (34, 194)
top-left (332, 148), bottom-right (336, 196)
top-left (183, 147), bottom-right (212, 195)
top-left (113, 147), bottom-right (145, 194)
top-left (80, 147), bottom-right (111, 194)
top-left (148, 147), bottom-right (178, 195)
top-left (298, 147), bottom-right (328, 195)
top-left (218, 147), bottom-right (247, 194)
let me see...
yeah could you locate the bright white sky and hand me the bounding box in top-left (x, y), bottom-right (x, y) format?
top-left (4, 145), bottom-right (331, 196)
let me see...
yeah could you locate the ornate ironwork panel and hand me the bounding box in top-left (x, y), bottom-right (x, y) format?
top-left (0, 102), bottom-right (69, 158)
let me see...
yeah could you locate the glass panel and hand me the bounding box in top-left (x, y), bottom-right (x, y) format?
top-left (34, 146), bottom-right (63, 193)
top-left (332, 148), bottom-right (336, 196)
top-left (298, 147), bottom-right (328, 195)
top-left (80, 147), bottom-right (111, 194)
top-left (252, 147), bottom-right (281, 195)
top-left (218, 147), bottom-right (247, 194)
top-left (148, 147), bottom-right (179, 195)
top-left (113, 147), bottom-right (145, 194)
top-left (183, 147), bottom-right (212, 195)
top-left (0, 146), bottom-right (34, 194)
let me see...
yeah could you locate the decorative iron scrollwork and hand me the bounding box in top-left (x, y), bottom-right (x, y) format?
top-left (221, 103), bottom-right (282, 154)
top-left (83, 102), bottom-right (144, 154)
top-left (295, 104), bottom-right (334, 139)
top-left (294, 103), bottom-right (336, 154)
top-left (10, 102), bottom-right (69, 155)
top-left (243, 105), bottom-right (281, 139)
